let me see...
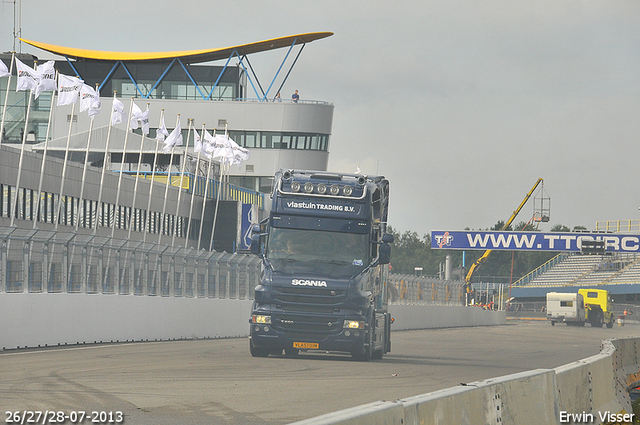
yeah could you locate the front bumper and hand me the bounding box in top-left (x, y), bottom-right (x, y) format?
top-left (249, 323), bottom-right (366, 353)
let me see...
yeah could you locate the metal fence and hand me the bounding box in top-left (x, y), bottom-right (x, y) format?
top-left (0, 227), bottom-right (463, 306)
top-left (0, 228), bottom-right (262, 299)
top-left (388, 274), bottom-right (466, 306)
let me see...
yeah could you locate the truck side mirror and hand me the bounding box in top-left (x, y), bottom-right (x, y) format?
top-left (382, 233), bottom-right (394, 244)
top-left (379, 242), bottom-right (391, 265)
top-left (250, 234), bottom-right (262, 256)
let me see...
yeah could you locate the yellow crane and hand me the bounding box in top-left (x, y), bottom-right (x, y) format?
top-left (465, 178), bottom-right (545, 297)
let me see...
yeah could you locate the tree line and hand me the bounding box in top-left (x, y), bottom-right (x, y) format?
top-left (387, 222), bottom-right (587, 284)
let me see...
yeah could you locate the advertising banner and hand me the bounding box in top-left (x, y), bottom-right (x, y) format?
top-left (431, 230), bottom-right (640, 253)
top-left (239, 203), bottom-right (258, 250)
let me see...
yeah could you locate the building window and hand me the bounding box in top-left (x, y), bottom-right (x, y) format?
top-left (228, 131), bottom-right (329, 151)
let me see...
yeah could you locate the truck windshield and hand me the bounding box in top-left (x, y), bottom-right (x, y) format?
top-left (266, 227), bottom-right (369, 278)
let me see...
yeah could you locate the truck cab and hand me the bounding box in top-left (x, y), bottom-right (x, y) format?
top-left (578, 288), bottom-right (615, 328)
top-left (249, 170), bottom-right (393, 360)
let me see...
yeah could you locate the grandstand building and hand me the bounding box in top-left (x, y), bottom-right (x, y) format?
top-left (1, 32), bottom-right (334, 194)
top-left (511, 221), bottom-right (640, 304)
top-left (0, 33), bottom-right (334, 251)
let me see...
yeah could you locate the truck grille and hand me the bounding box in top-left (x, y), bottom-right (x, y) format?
top-left (273, 286), bottom-right (345, 311)
top-left (270, 286), bottom-right (346, 333)
top-left (272, 313), bottom-right (342, 334)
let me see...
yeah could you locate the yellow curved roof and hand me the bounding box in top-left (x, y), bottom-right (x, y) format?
top-left (20, 32), bottom-right (333, 64)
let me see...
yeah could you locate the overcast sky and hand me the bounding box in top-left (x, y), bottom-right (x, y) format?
top-left (2, 1), bottom-right (640, 236)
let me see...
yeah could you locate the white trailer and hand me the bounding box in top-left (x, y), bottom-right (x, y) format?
top-left (546, 292), bottom-right (585, 326)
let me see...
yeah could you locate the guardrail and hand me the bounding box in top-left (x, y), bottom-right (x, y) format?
top-left (388, 274), bottom-right (465, 306)
top-left (291, 336), bottom-right (640, 425)
top-left (0, 228), bottom-right (463, 307)
top-left (0, 228), bottom-right (262, 297)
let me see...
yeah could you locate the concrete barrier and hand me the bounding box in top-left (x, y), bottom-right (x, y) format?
top-left (402, 370), bottom-right (558, 425)
top-left (1, 293), bottom-right (253, 350)
top-left (389, 304), bottom-right (505, 330)
top-left (291, 337), bottom-right (640, 425)
top-left (0, 294), bottom-right (506, 350)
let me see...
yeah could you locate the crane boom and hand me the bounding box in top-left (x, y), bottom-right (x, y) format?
top-left (464, 178), bottom-right (544, 295)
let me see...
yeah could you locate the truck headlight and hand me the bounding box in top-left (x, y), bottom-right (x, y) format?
top-left (343, 320), bottom-right (364, 329)
top-left (252, 315), bottom-right (272, 324)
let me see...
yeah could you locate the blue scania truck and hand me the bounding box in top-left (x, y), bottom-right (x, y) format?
top-left (249, 169), bottom-right (394, 361)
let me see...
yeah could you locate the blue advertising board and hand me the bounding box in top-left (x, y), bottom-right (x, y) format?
top-left (240, 203), bottom-right (257, 250)
top-left (431, 230), bottom-right (640, 253)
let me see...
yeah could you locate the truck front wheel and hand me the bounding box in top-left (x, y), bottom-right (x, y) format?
top-left (352, 310), bottom-right (374, 362)
top-left (351, 329), bottom-right (372, 361)
top-left (606, 316), bottom-right (614, 328)
top-left (250, 339), bottom-right (270, 357)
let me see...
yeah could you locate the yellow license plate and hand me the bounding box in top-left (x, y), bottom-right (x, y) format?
top-left (293, 342), bottom-right (319, 349)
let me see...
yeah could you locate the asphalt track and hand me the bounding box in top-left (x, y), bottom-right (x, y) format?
top-left (2, 320), bottom-right (639, 424)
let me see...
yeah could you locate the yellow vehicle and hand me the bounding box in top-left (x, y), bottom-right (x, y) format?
top-left (578, 289), bottom-right (615, 328)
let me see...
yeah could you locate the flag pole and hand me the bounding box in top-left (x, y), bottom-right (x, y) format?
top-left (10, 78), bottom-right (34, 227)
top-left (185, 123), bottom-right (205, 249)
top-left (110, 98), bottom-right (135, 239)
top-left (143, 109), bottom-right (165, 244)
top-left (33, 71), bottom-right (58, 229)
top-left (128, 103), bottom-right (150, 240)
top-left (94, 92), bottom-right (117, 234)
top-left (158, 114), bottom-right (180, 245)
top-left (54, 101), bottom-right (76, 230)
top-left (75, 114), bottom-right (95, 231)
top-left (75, 84), bottom-right (99, 231)
top-left (197, 155), bottom-right (214, 250)
top-left (171, 118), bottom-right (193, 246)
top-left (198, 129), bottom-right (216, 250)
top-left (0, 52), bottom-right (15, 146)
top-left (210, 124), bottom-right (228, 251)
top-left (210, 160), bottom-right (225, 251)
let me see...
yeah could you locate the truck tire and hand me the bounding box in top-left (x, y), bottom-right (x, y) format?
top-left (372, 328), bottom-right (384, 360)
top-left (352, 310), bottom-right (374, 362)
top-left (372, 314), bottom-right (385, 360)
top-left (590, 311), bottom-right (603, 328)
top-left (606, 317), bottom-right (614, 329)
top-left (250, 339), bottom-right (270, 357)
top-left (284, 348), bottom-right (300, 357)
top-left (551, 321), bottom-right (555, 326)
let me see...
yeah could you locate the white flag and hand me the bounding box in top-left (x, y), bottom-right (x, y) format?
top-left (128, 103), bottom-right (149, 135)
top-left (129, 102), bottom-right (143, 129)
top-left (80, 84), bottom-right (101, 117)
top-left (203, 129), bottom-right (216, 159)
top-left (213, 134), bottom-right (234, 163)
top-left (139, 108), bottom-right (150, 135)
top-left (112, 97), bottom-right (125, 125)
top-left (194, 129), bottom-right (203, 154)
top-left (162, 121), bottom-right (183, 154)
top-left (15, 58), bottom-right (38, 92)
top-left (57, 74), bottom-right (82, 106)
top-left (0, 60), bottom-right (10, 78)
top-left (156, 115), bottom-right (170, 142)
top-left (229, 137), bottom-right (250, 165)
top-left (89, 93), bottom-right (101, 117)
top-left (34, 60), bottom-right (56, 99)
